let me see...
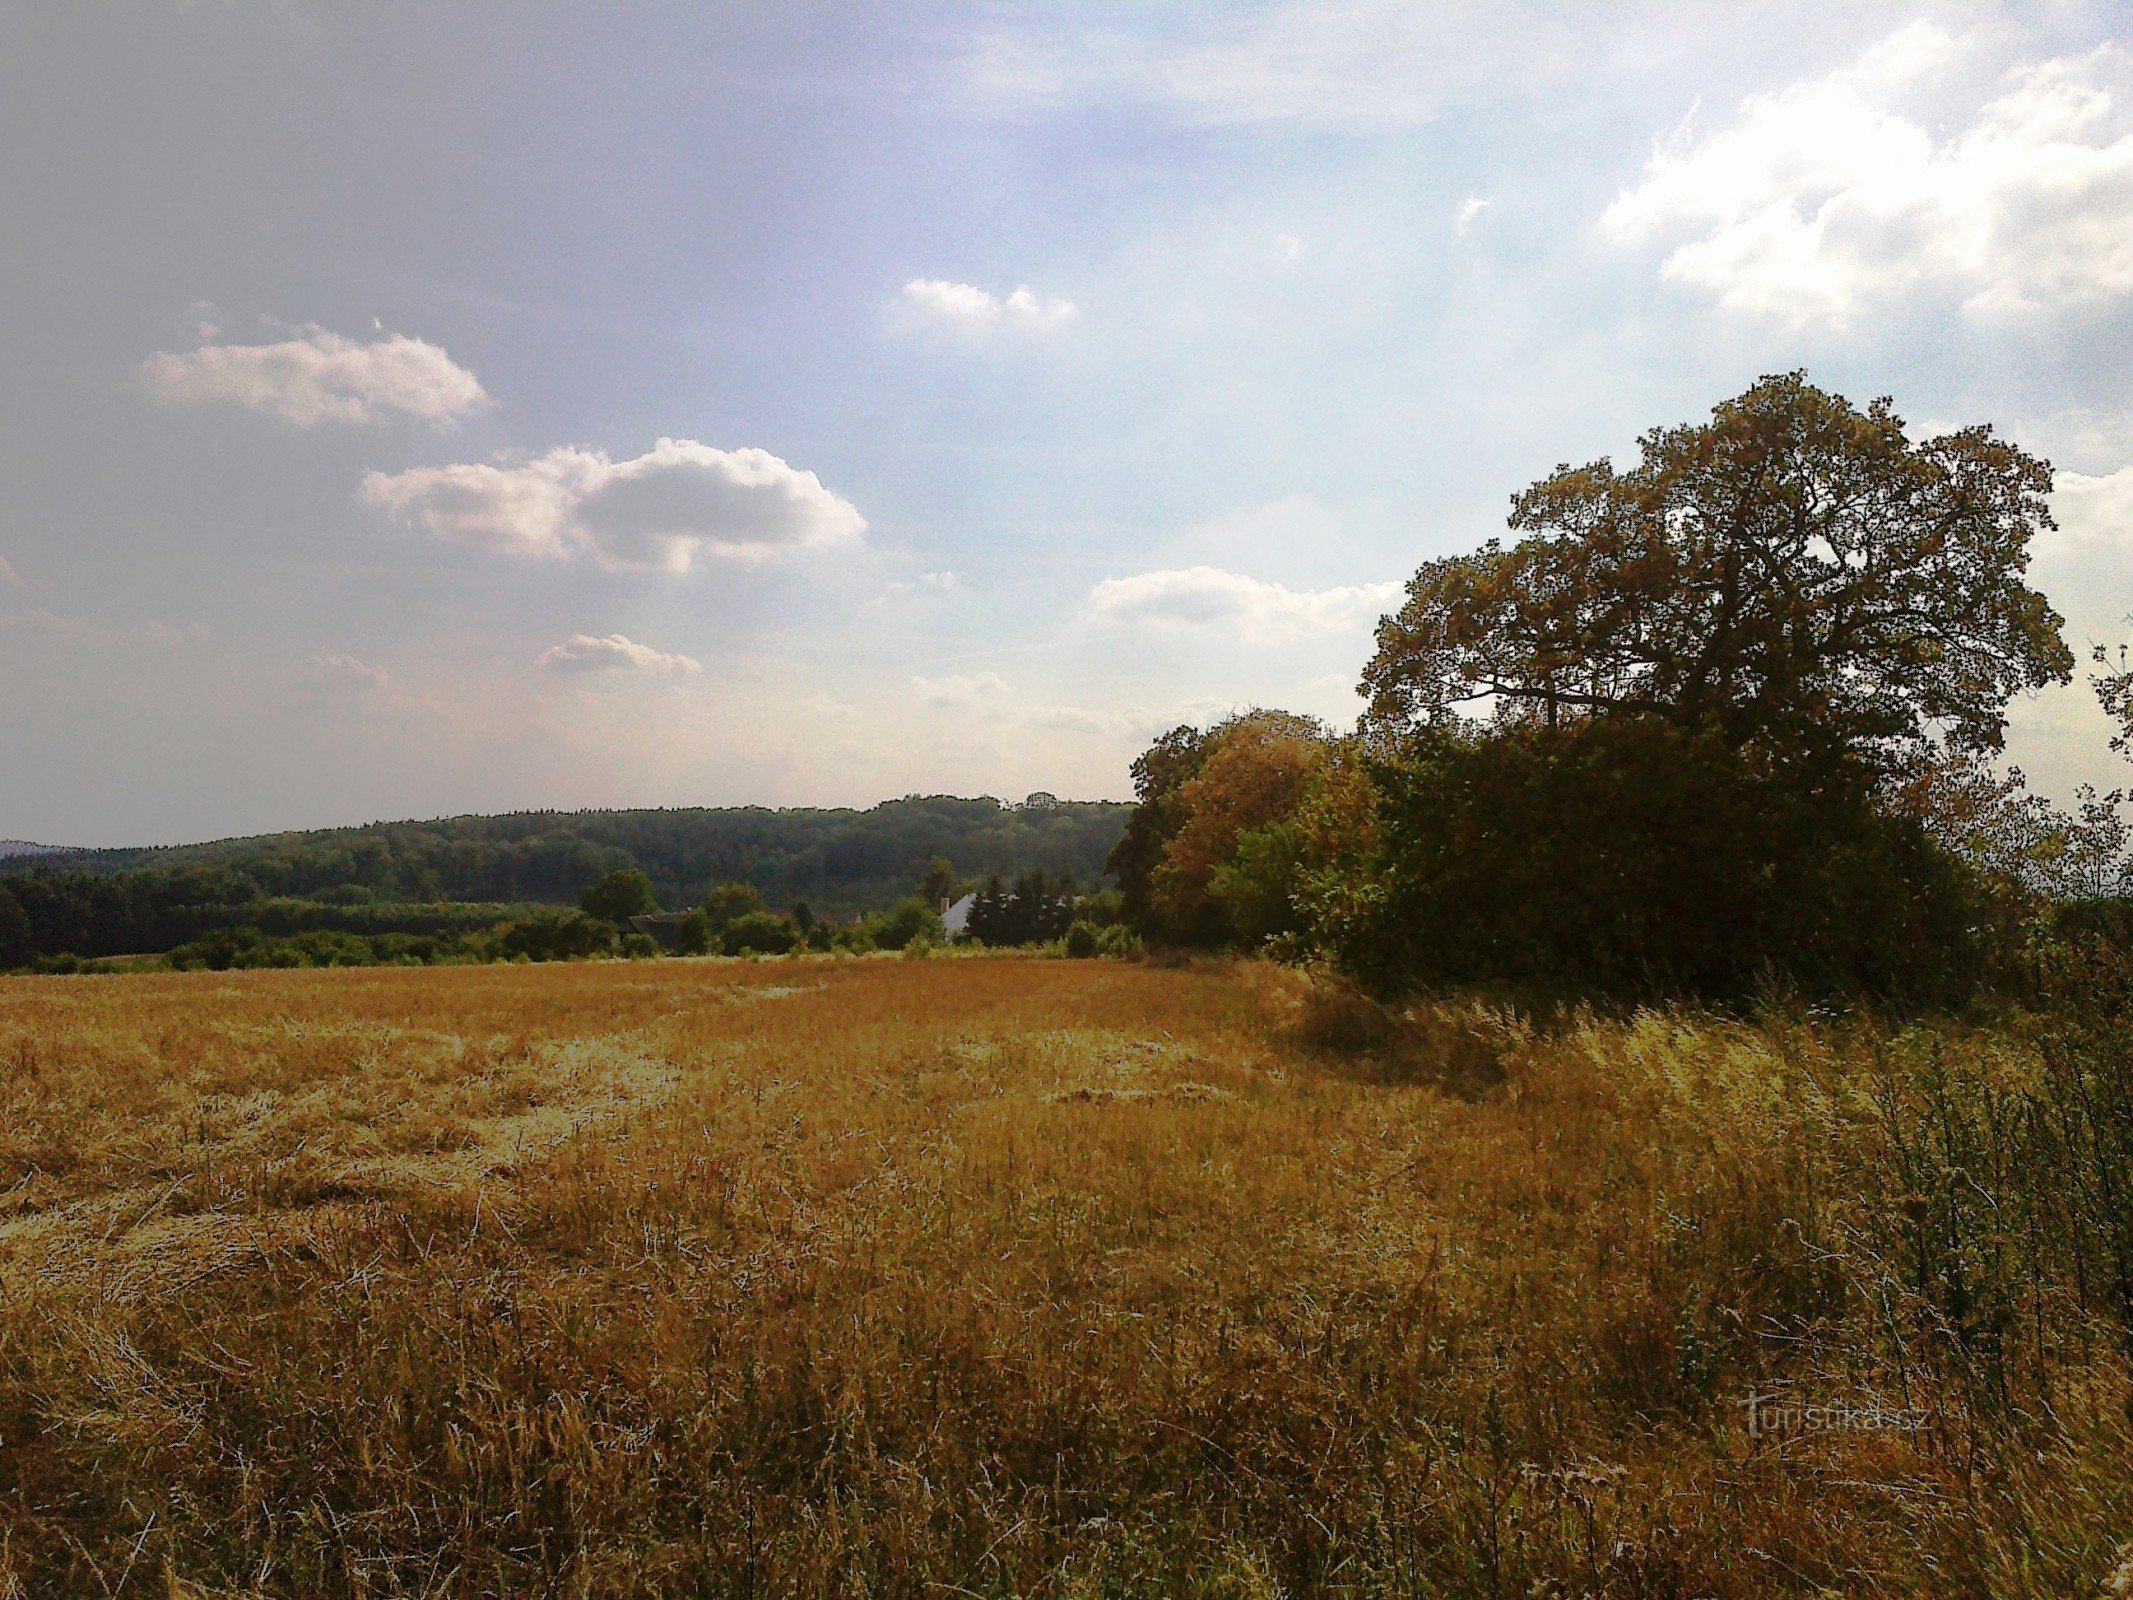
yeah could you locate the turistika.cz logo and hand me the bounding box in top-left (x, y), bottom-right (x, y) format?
top-left (1739, 1391), bottom-right (1932, 1441)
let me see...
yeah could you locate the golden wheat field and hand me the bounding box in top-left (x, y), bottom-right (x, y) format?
top-left (0, 954), bottom-right (2128, 1598)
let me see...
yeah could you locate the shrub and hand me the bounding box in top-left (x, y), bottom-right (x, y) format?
top-left (703, 882), bottom-right (767, 931)
top-left (1093, 923), bottom-right (1142, 959)
top-left (861, 897), bottom-right (944, 952)
top-left (722, 910), bottom-right (799, 957)
top-left (494, 910), bottom-right (616, 963)
top-left (1315, 717), bottom-right (1987, 1005)
top-left (671, 909), bottom-right (713, 956)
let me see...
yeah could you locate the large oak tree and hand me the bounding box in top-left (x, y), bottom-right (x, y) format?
top-left (1362, 374), bottom-right (2074, 766)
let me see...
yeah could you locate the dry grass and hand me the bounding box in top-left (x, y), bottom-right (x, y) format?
top-left (0, 955), bottom-right (2127, 1597)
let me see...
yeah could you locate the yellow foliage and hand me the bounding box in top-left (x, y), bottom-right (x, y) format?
top-left (1150, 710), bottom-right (1325, 934)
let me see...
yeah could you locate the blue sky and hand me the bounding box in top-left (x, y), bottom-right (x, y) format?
top-left (3, 1), bottom-right (2131, 844)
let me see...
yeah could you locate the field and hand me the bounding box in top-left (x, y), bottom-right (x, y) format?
top-left (2, 956), bottom-right (2129, 1597)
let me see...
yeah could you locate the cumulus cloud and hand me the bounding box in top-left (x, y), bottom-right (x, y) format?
top-left (363, 439), bottom-right (866, 571)
top-left (2034, 465), bottom-right (2133, 639)
top-left (539, 634), bottom-right (703, 676)
top-left (902, 279), bottom-right (1079, 332)
top-left (295, 654), bottom-right (388, 692)
top-left (2048, 465), bottom-right (2133, 551)
top-left (1602, 26), bottom-right (2133, 322)
top-left (140, 327), bottom-right (487, 425)
top-left (1088, 566), bottom-right (1402, 644)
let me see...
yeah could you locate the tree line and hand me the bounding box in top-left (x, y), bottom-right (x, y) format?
top-left (4, 795), bottom-right (1127, 918)
top-left (15, 374), bottom-right (2126, 1000)
top-left (1106, 373), bottom-right (2131, 1005)
top-left (0, 796), bottom-right (1131, 970)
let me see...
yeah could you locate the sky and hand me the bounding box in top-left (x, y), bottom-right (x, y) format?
top-left (3, 0), bottom-right (2131, 846)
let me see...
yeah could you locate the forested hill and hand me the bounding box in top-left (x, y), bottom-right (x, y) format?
top-left (1, 796), bottom-right (1130, 916)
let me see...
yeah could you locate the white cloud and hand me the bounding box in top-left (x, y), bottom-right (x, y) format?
top-left (363, 439), bottom-right (866, 571)
top-left (1454, 196), bottom-right (1491, 234)
top-left (2046, 465), bottom-right (2133, 555)
top-left (295, 654), bottom-right (388, 692)
top-left (1602, 26), bottom-right (2133, 322)
top-left (0, 556), bottom-right (17, 586)
top-left (1087, 566), bottom-right (1401, 644)
top-left (902, 279), bottom-right (1079, 333)
top-left (140, 327), bottom-right (487, 425)
top-left (2035, 465), bottom-right (2133, 641)
top-left (539, 634), bottom-right (703, 676)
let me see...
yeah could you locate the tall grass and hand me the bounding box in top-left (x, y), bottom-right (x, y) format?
top-left (0, 957), bottom-right (2127, 1596)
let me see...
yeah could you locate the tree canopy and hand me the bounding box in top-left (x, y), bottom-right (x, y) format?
top-left (4, 796), bottom-right (1128, 920)
top-left (1363, 374), bottom-right (2073, 765)
top-left (1106, 710), bottom-right (1329, 945)
top-left (581, 868), bottom-right (658, 922)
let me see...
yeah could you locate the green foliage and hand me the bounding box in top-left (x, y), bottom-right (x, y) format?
top-left (1104, 725), bottom-right (1212, 933)
top-left (722, 910), bottom-right (799, 956)
top-left (1061, 920), bottom-right (1139, 959)
top-left (581, 868), bottom-right (658, 922)
top-left (1104, 711), bottom-right (1328, 948)
top-left (1310, 718), bottom-right (1986, 1004)
top-left (965, 870), bottom-right (1075, 946)
top-left (702, 880), bottom-right (768, 930)
top-left (0, 871), bottom-right (524, 971)
top-left (494, 910), bottom-right (616, 964)
top-left (1206, 818), bottom-right (1310, 947)
top-left (918, 856), bottom-right (959, 906)
top-left (165, 926), bottom-right (463, 971)
top-left (1096, 924), bottom-right (1142, 958)
top-left (671, 909), bottom-right (713, 956)
top-left (860, 897), bottom-right (945, 952)
top-left (0, 889), bottom-right (29, 969)
top-left (5, 795), bottom-right (1128, 920)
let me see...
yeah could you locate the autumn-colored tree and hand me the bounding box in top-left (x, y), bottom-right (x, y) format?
top-left (1149, 710), bottom-right (1327, 943)
top-left (1363, 373), bottom-right (2073, 766)
top-left (1104, 724), bottom-right (1214, 932)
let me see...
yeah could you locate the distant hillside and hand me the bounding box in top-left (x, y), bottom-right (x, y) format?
top-left (0, 796), bottom-right (1131, 917)
top-left (0, 841), bottom-right (67, 860)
